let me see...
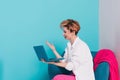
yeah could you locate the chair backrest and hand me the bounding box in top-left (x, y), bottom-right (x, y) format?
top-left (91, 51), bottom-right (109, 80)
top-left (94, 62), bottom-right (109, 80)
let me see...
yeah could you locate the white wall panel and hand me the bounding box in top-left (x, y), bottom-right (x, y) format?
top-left (99, 0), bottom-right (120, 74)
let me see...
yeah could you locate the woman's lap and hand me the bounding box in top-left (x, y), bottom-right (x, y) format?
top-left (52, 74), bottom-right (75, 80)
top-left (48, 64), bottom-right (72, 79)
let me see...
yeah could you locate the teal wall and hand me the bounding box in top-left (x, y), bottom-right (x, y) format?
top-left (0, 0), bottom-right (98, 80)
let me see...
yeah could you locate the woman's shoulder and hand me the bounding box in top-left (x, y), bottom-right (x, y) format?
top-left (77, 37), bottom-right (88, 46)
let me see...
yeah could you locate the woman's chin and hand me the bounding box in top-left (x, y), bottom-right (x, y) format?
top-left (65, 37), bottom-right (69, 40)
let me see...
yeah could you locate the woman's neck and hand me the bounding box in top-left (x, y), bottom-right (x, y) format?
top-left (70, 36), bottom-right (77, 45)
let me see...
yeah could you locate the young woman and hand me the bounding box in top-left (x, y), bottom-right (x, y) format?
top-left (43, 19), bottom-right (95, 80)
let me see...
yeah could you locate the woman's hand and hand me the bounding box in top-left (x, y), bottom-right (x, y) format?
top-left (41, 59), bottom-right (57, 65)
top-left (43, 61), bottom-right (67, 68)
top-left (46, 41), bottom-right (56, 51)
top-left (46, 41), bottom-right (62, 59)
top-left (41, 59), bottom-right (55, 64)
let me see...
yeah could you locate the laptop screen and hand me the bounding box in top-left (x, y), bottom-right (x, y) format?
top-left (33, 45), bottom-right (48, 61)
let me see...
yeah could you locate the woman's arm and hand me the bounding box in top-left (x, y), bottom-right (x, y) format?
top-left (46, 41), bottom-right (62, 58)
top-left (47, 61), bottom-right (67, 68)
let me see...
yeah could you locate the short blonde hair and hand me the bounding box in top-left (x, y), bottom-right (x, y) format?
top-left (60, 19), bottom-right (80, 35)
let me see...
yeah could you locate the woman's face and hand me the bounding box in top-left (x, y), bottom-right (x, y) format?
top-left (62, 27), bottom-right (74, 40)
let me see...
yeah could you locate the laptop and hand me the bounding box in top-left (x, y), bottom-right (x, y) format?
top-left (33, 45), bottom-right (64, 62)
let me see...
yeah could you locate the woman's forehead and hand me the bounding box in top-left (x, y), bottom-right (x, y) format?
top-left (62, 27), bottom-right (68, 31)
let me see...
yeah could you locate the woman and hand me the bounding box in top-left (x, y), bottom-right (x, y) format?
top-left (44, 19), bottom-right (95, 80)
